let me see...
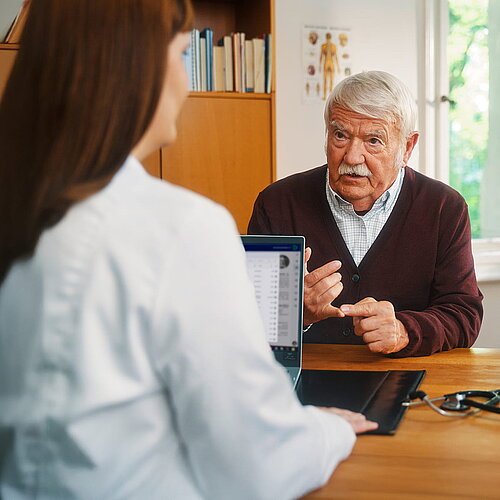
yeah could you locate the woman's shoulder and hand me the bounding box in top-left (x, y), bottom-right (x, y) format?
top-left (105, 157), bottom-right (232, 235)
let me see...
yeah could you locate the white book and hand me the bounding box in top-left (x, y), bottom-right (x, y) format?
top-left (213, 46), bottom-right (225, 92)
top-left (245, 40), bottom-right (254, 92)
top-left (223, 35), bottom-right (233, 92)
top-left (192, 29), bottom-right (201, 91)
top-left (240, 32), bottom-right (246, 93)
top-left (200, 38), bottom-right (207, 92)
top-left (253, 38), bottom-right (265, 93)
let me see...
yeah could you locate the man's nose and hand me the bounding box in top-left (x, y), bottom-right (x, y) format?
top-left (343, 139), bottom-right (365, 165)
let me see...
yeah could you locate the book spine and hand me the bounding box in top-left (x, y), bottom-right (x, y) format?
top-left (191, 29), bottom-right (201, 91)
top-left (232, 33), bottom-right (241, 92)
top-left (253, 38), bottom-right (265, 94)
top-left (200, 37), bottom-right (207, 92)
top-left (207, 29), bottom-right (213, 91)
top-left (239, 33), bottom-right (246, 93)
top-left (265, 33), bottom-right (272, 93)
top-left (223, 35), bottom-right (233, 91)
top-left (245, 40), bottom-right (254, 92)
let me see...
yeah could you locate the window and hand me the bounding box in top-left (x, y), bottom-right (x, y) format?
top-left (419, 0), bottom-right (500, 281)
top-left (448, 0), bottom-right (495, 239)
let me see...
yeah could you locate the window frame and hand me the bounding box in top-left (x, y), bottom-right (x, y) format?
top-left (417, 0), bottom-right (500, 282)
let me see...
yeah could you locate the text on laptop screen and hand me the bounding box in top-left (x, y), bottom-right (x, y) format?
top-left (243, 242), bottom-right (302, 350)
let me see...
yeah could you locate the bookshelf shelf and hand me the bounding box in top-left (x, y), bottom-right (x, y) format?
top-left (189, 91), bottom-right (272, 100)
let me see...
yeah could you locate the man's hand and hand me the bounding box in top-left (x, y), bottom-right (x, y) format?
top-left (320, 407), bottom-right (378, 434)
top-left (340, 297), bottom-right (409, 354)
top-left (303, 247), bottom-right (345, 326)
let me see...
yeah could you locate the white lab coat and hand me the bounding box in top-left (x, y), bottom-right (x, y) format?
top-left (0, 156), bottom-right (355, 500)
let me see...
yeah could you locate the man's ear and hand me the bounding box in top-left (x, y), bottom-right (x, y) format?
top-left (403, 132), bottom-right (419, 164)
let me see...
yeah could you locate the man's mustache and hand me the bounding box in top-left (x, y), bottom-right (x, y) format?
top-left (338, 162), bottom-right (373, 177)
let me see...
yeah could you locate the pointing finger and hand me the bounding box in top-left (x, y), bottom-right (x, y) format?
top-left (304, 247), bottom-right (312, 274)
top-left (340, 297), bottom-right (377, 317)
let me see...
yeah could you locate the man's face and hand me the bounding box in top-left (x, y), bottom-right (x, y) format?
top-left (326, 106), bottom-right (416, 211)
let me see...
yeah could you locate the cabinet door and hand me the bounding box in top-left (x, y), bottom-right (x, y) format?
top-left (162, 95), bottom-right (272, 233)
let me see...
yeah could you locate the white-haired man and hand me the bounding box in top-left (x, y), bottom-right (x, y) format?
top-left (248, 71), bottom-right (482, 357)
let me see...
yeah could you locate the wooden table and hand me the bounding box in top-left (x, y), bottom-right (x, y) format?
top-left (301, 345), bottom-right (500, 500)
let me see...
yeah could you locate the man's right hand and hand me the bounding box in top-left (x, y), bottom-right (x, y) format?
top-left (303, 247), bottom-right (345, 325)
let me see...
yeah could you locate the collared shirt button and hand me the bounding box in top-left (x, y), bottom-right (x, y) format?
top-left (352, 273), bottom-right (360, 283)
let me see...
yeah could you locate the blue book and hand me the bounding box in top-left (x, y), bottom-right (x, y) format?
top-left (265, 33), bottom-right (272, 93)
top-left (183, 41), bottom-right (194, 91)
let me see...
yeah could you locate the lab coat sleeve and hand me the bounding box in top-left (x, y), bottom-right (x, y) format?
top-left (149, 201), bottom-right (355, 500)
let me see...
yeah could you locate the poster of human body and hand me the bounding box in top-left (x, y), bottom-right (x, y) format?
top-left (302, 25), bottom-right (352, 103)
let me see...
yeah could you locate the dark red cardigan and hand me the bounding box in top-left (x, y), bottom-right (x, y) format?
top-left (248, 165), bottom-right (483, 357)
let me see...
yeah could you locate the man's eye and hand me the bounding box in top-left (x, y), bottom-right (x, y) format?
top-left (334, 131), bottom-right (346, 139)
top-left (368, 138), bottom-right (381, 145)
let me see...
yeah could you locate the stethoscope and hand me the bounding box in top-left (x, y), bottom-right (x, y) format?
top-left (402, 389), bottom-right (500, 417)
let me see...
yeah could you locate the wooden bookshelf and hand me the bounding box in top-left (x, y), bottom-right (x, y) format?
top-left (0, 0), bottom-right (276, 232)
top-left (163, 0), bottom-right (276, 231)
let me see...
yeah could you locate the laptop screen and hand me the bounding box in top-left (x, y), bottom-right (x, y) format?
top-left (241, 235), bottom-right (304, 367)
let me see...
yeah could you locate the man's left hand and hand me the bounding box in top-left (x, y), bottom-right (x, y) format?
top-left (340, 297), bottom-right (409, 354)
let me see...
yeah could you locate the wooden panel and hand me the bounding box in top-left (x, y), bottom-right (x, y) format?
top-left (162, 95), bottom-right (272, 233)
top-left (235, 0), bottom-right (271, 38)
top-left (193, 1), bottom-right (236, 42)
top-left (193, 0), bottom-right (270, 41)
top-left (0, 47), bottom-right (17, 97)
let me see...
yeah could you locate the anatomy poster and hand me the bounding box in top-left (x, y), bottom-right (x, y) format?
top-left (302, 25), bottom-right (352, 104)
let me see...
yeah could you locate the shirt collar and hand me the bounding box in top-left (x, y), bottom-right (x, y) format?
top-left (326, 167), bottom-right (405, 215)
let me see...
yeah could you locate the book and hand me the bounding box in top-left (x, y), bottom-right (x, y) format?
top-left (4, 0), bottom-right (31, 44)
top-left (253, 38), bottom-right (265, 93)
top-left (245, 40), bottom-right (254, 92)
top-left (200, 37), bottom-right (207, 92)
top-left (187, 28), bottom-right (270, 94)
top-left (213, 46), bottom-right (225, 92)
top-left (223, 35), bottom-right (233, 92)
top-left (190, 29), bottom-right (201, 91)
top-left (265, 33), bottom-right (272, 93)
top-left (201, 28), bottom-right (213, 91)
top-left (232, 33), bottom-right (241, 92)
top-left (239, 32), bottom-right (246, 93)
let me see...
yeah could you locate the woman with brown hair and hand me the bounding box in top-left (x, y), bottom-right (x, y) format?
top-left (0, 1), bottom-right (375, 498)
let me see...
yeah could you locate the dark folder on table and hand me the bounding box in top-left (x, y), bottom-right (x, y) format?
top-left (241, 235), bottom-right (425, 435)
top-left (296, 368), bottom-right (425, 435)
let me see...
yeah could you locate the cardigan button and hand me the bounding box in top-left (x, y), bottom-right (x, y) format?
top-left (352, 273), bottom-right (360, 283)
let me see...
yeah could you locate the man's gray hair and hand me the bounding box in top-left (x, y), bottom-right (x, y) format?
top-left (324, 71), bottom-right (417, 139)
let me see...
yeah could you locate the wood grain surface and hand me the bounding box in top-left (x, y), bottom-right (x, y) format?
top-left (301, 345), bottom-right (500, 500)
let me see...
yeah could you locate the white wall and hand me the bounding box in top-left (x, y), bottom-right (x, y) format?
top-left (275, 0), bottom-right (419, 180)
top-left (0, 0), bottom-right (23, 40)
top-left (475, 282), bottom-right (500, 348)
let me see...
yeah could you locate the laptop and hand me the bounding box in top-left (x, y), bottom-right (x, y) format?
top-left (241, 235), bottom-right (305, 387)
top-left (241, 234), bottom-right (425, 434)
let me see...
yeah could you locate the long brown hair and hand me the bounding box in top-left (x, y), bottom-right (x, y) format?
top-left (0, 0), bottom-right (192, 284)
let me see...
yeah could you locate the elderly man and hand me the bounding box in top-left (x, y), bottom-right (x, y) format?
top-left (248, 71), bottom-right (482, 357)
